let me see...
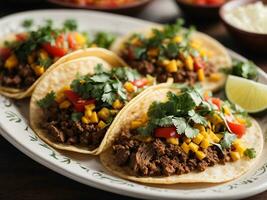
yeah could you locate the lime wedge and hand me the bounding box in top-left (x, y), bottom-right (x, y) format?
top-left (225, 75), bottom-right (267, 113)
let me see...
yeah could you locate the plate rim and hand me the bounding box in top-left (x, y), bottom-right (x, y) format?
top-left (0, 9), bottom-right (267, 200)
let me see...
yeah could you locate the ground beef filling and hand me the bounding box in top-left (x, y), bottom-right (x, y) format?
top-left (42, 102), bottom-right (107, 149)
top-left (0, 64), bottom-right (38, 89)
top-left (113, 131), bottom-right (230, 177)
top-left (122, 58), bottom-right (215, 84)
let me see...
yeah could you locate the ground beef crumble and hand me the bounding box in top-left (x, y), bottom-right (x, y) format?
top-left (41, 102), bottom-right (107, 149)
top-left (113, 130), bottom-right (230, 177)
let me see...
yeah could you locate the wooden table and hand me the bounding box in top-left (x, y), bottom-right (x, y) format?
top-left (0, 1), bottom-right (266, 199)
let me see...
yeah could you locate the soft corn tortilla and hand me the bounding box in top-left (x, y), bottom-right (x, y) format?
top-left (100, 84), bottom-right (264, 184)
top-left (0, 37), bottom-right (127, 99)
top-left (111, 26), bottom-right (232, 92)
top-left (30, 56), bottom-right (150, 155)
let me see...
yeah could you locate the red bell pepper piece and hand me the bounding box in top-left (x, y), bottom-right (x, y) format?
top-left (67, 33), bottom-right (76, 50)
top-left (15, 33), bottom-right (27, 41)
top-left (227, 121), bottom-right (246, 138)
top-left (132, 78), bottom-right (148, 88)
top-left (193, 57), bottom-right (205, 71)
top-left (154, 127), bottom-right (179, 138)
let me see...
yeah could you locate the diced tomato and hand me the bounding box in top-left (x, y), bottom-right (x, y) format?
top-left (64, 90), bottom-right (96, 112)
top-left (67, 33), bottom-right (76, 50)
top-left (42, 43), bottom-right (67, 57)
top-left (211, 97), bottom-right (221, 109)
top-left (227, 121), bottom-right (246, 138)
top-left (15, 33), bottom-right (27, 41)
top-left (154, 127), bottom-right (179, 139)
top-left (132, 78), bottom-right (148, 88)
top-left (42, 34), bottom-right (67, 57)
top-left (0, 47), bottom-right (11, 60)
top-left (193, 57), bottom-right (205, 71)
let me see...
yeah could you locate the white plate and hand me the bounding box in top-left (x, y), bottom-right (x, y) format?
top-left (0, 9), bottom-right (267, 200)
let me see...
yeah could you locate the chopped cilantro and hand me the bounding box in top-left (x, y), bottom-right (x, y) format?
top-left (37, 91), bottom-right (56, 109)
top-left (22, 19), bottom-right (33, 28)
top-left (220, 131), bottom-right (237, 149)
top-left (92, 32), bottom-right (116, 49)
top-left (244, 148), bottom-right (256, 159)
top-left (222, 60), bottom-right (258, 80)
top-left (63, 19), bottom-right (77, 31)
top-left (137, 87), bottom-right (213, 138)
top-left (70, 64), bottom-right (137, 106)
top-left (71, 112), bottom-right (83, 122)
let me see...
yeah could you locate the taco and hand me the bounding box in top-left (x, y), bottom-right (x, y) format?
top-left (0, 19), bottom-right (116, 99)
top-left (30, 56), bottom-right (155, 154)
top-left (100, 84), bottom-right (263, 184)
top-left (111, 20), bottom-right (232, 92)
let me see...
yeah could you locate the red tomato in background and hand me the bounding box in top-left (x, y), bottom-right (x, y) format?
top-left (0, 47), bottom-right (11, 60)
top-left (132, 78), bottom-right (148, 88)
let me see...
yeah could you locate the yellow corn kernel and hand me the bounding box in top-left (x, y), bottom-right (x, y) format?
top-left (85, 109), bottom-right (92, 118)
top-left (230, 151), bottom-right (241, 161)
top-left (232, 139), bottom-right (241, 147)
top-left (201, 130), bottom-right (209, 139)
top-left (215, 133), bottom-right (224, 140)
top-left (181, 142), bottom-right (190, 154)
top-left (85, 104), bottom-right (95, 111)
top-left (236, 117), bottom-right (246, 125)
top-left (183, 137), bottom-right (191, 144)
top-left (166, 137), bottom-right (179, 145)
top-left (130, 37), bottom-right (141, 46)
top-left (4, 54), bottom-right (18, 70)
top-left (34, 65), bottom-right (45, 76)
top-left (147, 48), bottom-right (159, 57)
top-left (194, 124), bottom-right (205, 132)
top-left (196, 151), bottom-right (206, 160)
top-left (98, 120), bottom-right (107, 129)
top-left (75, 33), bottom-right (86, 46)
top-left (59, 100), bottom-right (71, 109)
top-left (208, 113), bottom-right (223, 125)
top-left (235, 144), bottom-right (246, 156)
top-left (140, 114), bottom-right (148, 123)
top-left (197, 68), bottom-right (205, 82)
top-left (190, 40), bottom-right (201, 50)
top-left (146, 75), bottom-right (155, 85)
top-left (173, 35), bottom-right (183, 43)
top-left (90, 112), bottom-right (99, 123)
top-left (193, 133), bottom-right (204, 145)
top-left (124, 82), bottom-right (135, 93)
top-left (209, 73), bottom-right (221, 82)
top-left (113, 99), bottom-right (123, 110)
top-left (165, 60), bottom-right (178, 73)
top-left (39, 49), bottom-right (48, 60)
top-left (208, 129), bottom-right (220, 143)
top-left (200, 138), bottom-right (210, 149)
top-left (82, 116), bottom-right (90, 124)
top-left (189, 142), bottom-right (199, 153)
top-left (98, 107), bottom-right (110, 121)
top-left (185, 56), bottom-right (194, 71)
top-left (176, 59), bottom-right (184, 68)
top-left (55, 92), bottom-right (65, 103)
top-left (130, 120), bottom-right (143, 129)
top-left (223, 105), bottom-right (231, 115)
top-left (27, 53), bottom-right (35, 64)
top-left (161, 59), bottom-right (170, 66)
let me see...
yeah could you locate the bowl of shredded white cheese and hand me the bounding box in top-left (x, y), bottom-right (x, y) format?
top-left (220, 0), bottom-right (267, 53)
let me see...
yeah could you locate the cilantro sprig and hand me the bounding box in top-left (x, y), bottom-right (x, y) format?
top-left (37, 91), bottom-right (56, 109)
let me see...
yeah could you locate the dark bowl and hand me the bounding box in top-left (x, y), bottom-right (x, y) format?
top-left (48, 0), bottom-right (153, 15)
top-left (220, 0), bottom-right (267, 53)
top-left (175, 0), bottom-right (225, 21)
